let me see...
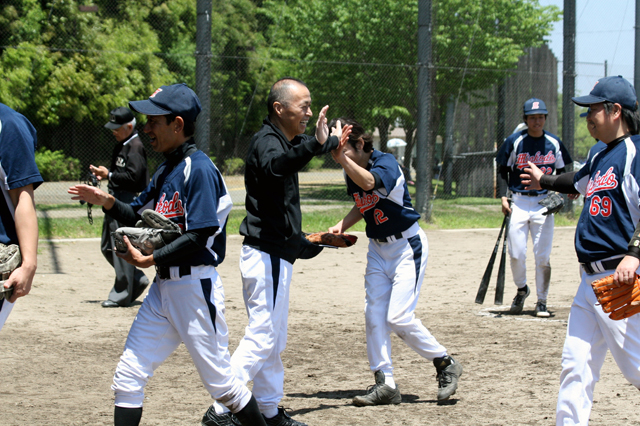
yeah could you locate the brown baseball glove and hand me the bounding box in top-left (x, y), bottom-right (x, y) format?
top-left (591, 274), bottom-right (640, 320)
top-left (304, 232), bottom-right (358, 248)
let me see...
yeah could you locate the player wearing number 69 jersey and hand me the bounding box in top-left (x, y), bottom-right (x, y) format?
top-left (522, 75), bottom-right (640, 425)
top-left (496, 98), bottom-right (572, 317)
top-left (328, 117), bottom-right (462, 406)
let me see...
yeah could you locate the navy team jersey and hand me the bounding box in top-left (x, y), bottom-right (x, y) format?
top-left (497, 129), bottom-right (571, 195)
top-left (131, 149), bottom-right (232, 267)
top-left (573, 135), bottom-right (640, 263)
top-left (0, 104), bottom-right (43, 245)
top-left (346, 150), bottom-right (420, 239)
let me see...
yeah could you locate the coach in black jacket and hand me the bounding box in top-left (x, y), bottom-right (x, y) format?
top-left (203, 78), bottom-right (348, 426)
top-left (91, 107), bottom-right (149, 308)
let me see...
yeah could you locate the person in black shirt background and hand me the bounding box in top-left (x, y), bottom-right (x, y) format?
top-left (90, 106), bottom-right (150, 308)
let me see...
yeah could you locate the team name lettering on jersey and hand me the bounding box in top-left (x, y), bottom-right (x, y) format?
top-left (515, 151), bottom-right (556, 169)
top-left (155, 191), bottom-right (184, 218)
top-left (354, 192), bottom-right (379, 214)
top-left (586, 167), bottom-right (618, 198)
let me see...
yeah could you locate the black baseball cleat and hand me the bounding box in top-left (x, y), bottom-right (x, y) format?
top-left (535, 300), bottom-right (551, 317)
top-left (201, 405), bottom-right (240, 426)
top-left (509, 285), bottom-right (530, 314)
top-left (433, 355), bottom-right (463, 401)
top-left (263, 407), bottom-right (307, 426)
top-left (101, 300), bottom-right (120, 308)
top-left (352, 370), bottom-right (401, 406)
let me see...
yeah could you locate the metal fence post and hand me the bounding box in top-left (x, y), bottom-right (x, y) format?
top-left (416, 0), bottom-right (433, 220)
top-left (195, 0), bottom-right (212, 156)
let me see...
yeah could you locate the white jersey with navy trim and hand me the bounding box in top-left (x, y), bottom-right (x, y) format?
top-left (573, 135), bottom-right (640, 263)
top-left (131, 150), bottom-right (232, 267)
top-left (346, 150), bottom-right (420, 239)
top-left (497, 129), bottom-right (570, 195)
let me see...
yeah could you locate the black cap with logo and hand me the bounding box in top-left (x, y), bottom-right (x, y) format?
top-left (104, 107), bottom-right (135, 130)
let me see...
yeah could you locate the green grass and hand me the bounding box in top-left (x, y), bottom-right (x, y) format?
top-left (39, 216), bottom-right (104, 240)
top-left (36, 197), bottom-right (580, 240)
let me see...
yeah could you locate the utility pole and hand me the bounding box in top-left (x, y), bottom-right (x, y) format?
top-left (195, 0), bottom-right (212, 155)
top-left (562, 0), bottom-right (576, 160)
top-left (636, 0), bottom-right (640, 88)
top-left (415, 0), bottom-right (433, 220)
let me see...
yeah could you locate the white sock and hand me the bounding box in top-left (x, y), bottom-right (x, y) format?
top-left (213, 400), bottom-right (229, 415)
top-left (263, 407), bottom-right (279, 419)
top-left (383, 372), bottom-right (396, 389)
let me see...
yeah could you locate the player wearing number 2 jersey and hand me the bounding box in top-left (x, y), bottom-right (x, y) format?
top-left (522, 75), bottom-right (640, 425)
top-left (496, 98), bottom-right (572, 317)
top-left (328, 118), bottom-right (462, 406)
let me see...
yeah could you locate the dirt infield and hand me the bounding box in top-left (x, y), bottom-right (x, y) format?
top-left (2, 227), bottom-right (640, 425)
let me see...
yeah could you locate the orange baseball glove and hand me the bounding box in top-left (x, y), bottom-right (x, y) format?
top-left (304, 232), bottom-right (358, 248)
top-left (591, 274), bottom-right (640, 320)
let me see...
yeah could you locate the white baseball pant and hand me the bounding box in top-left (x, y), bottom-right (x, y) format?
top-left (0, 299), bottom-right (13, 332)
top-left (112, 265), bottom-right (252, 413)
top-left (556, 267), bottom-right (640, 425)
top-left (365, 228), bottom-right (447, 376)
top-left (508, 193), bottom-right (554, 300)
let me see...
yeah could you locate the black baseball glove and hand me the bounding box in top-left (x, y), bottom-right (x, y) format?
top-left (113, 210), bottom-right (182, 255)
top-left (539, 192), bottom-right (564, 216)
top-left (0, 244), bottom-right (21, 300)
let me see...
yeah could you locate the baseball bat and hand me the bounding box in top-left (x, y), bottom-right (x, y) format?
top-left (475, 214), bottom-right (508, 304)
top-left (494, 213), bottom-right (510, 305)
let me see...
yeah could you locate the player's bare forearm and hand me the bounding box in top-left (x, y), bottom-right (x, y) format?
top-left (341, 156), bottom-right (375, 191)
top-left (330, 205), bottom-right (362, 233)
top-left (7, 185), bottom-right (38, 302)
top-left (68, 184), bottom-right (116, 209)
top-left (501, 197), bottom-right (512, 215)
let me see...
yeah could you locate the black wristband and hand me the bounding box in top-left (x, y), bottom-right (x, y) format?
top-left (628, 221), bottom-right (640, 258)
top-left (627, 246), bottom-right (640, 260)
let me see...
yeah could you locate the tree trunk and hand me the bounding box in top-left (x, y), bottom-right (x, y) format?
top-left (403, 123), bottom-right (416, 183)
top-left (377, 115), bottom-right (390, 152)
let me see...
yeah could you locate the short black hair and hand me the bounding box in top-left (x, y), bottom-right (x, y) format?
top-left (602, 101), bottom-right (640, 135)
top-left (165, 114), bottom-right (196, 138)
top-left (328, 117), bottom-right (374, 153)
top-left (267, 77), bottom-right (308, 117)
top-left (522, 113), bottom-right (548, 123)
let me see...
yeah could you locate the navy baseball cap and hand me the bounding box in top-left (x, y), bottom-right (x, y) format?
top-left (104, 107), bottom-right (134, 130)
top-left (572, 75), bottom-right (638, 111)
top-left (129, 83), bottom-right (201, 122)
top-left (523, 98), bottom-right (548, 115)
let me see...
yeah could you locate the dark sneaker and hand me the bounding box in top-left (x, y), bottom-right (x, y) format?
top-left (352, 370), bottom-right (402, 406)
top-left (264, 407), bottom-right (307, 426)
top-left (202, 405), bottom-right (240, 426)
top-left (101, 300), bottom-right (120, 308)
top-left (509, 285), bottom-right (530, 314)
top-left (535, 300), bottom-right (550, 317)
top-left (433, 355), bottom-right (463, 401)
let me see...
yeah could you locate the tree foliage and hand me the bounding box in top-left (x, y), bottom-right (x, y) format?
top-left (269, 0), bottom-right (560, 145)
top-left (0, 0), bottom-right (561, 170)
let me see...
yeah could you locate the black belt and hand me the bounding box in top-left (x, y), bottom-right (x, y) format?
top-left (581, 258), bottom-right (623, 275)
top-left (155, 264), bottom-right (191, 280)
top-left (375, 232), bottom-right (404, 243)
top-left (516, 192), bottom-right (540, 197)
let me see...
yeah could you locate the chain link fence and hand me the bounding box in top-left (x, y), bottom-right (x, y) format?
top-left (0, 0), bottom-right (584, 217)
